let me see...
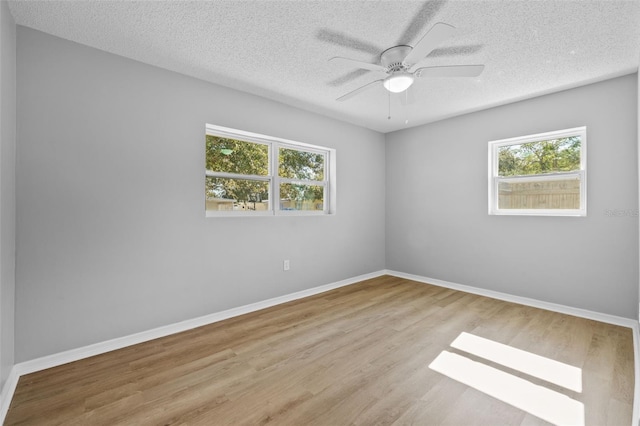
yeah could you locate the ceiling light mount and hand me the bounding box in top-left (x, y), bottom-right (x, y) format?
top-left (381, 45), bottom-right (412, 72)
top-left (380, 45), bottom-right (414, 93)
top-left (383, 72), bottom-right (414, 93)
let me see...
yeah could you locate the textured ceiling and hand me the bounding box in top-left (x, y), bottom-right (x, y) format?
top-left (7, 0), bottom-right (640, 133)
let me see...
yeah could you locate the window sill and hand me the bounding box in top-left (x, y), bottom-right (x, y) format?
top-left (206, 210), bottom-right (332, 218)
top-left (489, 209), bottom-right (587, 217)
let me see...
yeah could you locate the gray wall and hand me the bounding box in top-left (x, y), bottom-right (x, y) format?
top-left (15, 27), bottom-right (386, 362)
top-left (0, 0), bottom-right (16, 388)
top-left (386, 74), bottom-right (639, 319)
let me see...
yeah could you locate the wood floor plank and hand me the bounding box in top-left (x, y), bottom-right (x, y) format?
top-left (5, 276), bottom-right (635, 425)
top-left (439, 387), bottom-right (526, 425)
top-left (391, 375), bottom-right (468, 425)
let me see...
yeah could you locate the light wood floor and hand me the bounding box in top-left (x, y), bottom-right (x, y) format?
top-left (5, 276), bottom-right (635, 425)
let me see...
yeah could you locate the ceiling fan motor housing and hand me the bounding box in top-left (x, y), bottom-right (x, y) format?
top-left (381, 45), bottom-right (413, 72)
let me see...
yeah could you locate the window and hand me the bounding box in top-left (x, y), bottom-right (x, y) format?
top-left (205, 124), bottom-right (334, 216)
top-left (488, 126), bottom-right (586, 216)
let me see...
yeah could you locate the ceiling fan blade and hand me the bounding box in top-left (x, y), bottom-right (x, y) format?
top-left (415, 64), bottom-right (485, 78)
top-left (329, 57), bottom-right (386, 72)
top-left (403, 22), bottom-right (456, 66)
top-left (409, 45), bottom-right (484, 72)
top-left (336, 79), bottom-right (384, 102)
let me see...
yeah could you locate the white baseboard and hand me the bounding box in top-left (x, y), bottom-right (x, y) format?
top-left (384, 269), bottom-right (638, 328)
top-left (1, 269), bottom-right (638, 424)
top-left (0, 366), bottom-right (20, 423)
top-left (17, 270), bottom-right (386, 377)
top-left (633, 323), bottom-right (640, 426)
top-left (0, 270), bottom-right (384, 423)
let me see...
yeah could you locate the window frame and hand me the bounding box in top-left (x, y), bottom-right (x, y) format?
top-left (205, 124), bottom-right (335, 217)
top-left (488, 126), bottom-right (587, 217)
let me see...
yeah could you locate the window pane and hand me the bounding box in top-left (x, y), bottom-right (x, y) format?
top-left (279, 148), bottom-right (324, 181)
top-left (498, 176), bottom-right (581, 210)
top-left (280, 183), bottom-right (324, 211)
top-left (206, 135), bottom-right (268, 176)
top-left (498, 136), bottom-right (581, 177)
top-left (206, 177), bottom-right (269, 212)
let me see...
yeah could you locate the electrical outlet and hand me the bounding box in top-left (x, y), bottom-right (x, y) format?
top-left (283, 259), bottom-right (290, 271)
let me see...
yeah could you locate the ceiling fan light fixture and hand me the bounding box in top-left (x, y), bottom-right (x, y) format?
top-left (383, 72), bottom-right (414, 93)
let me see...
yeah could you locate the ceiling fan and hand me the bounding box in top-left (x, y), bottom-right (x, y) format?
top-left (330, 22), bottom-right (485, 102)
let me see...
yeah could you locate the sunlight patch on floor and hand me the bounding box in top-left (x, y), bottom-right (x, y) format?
top-left (429, 331), bottom-right (586, 426)
top-left (450, 332), bottom-right (582, 392)
top-left (429, 351), bottom-right (584, 425)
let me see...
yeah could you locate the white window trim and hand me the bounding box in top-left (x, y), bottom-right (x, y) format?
top-left (206, 124), bottom-right (335, 217)
top-left (488, 126), bottom-right (587, 217)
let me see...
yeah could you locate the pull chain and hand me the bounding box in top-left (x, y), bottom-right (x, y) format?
top-left (387, 90), bottom-right (391, 120)
top-left (404, 89), bottom-right (409, 125)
